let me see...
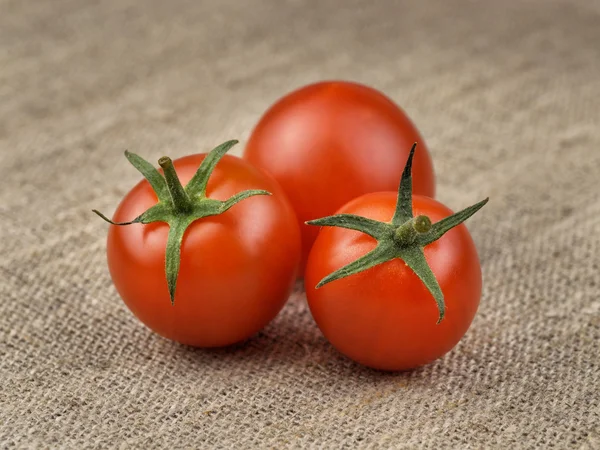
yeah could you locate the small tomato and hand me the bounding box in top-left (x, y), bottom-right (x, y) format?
top-left (94, 141), bottom-right (301, 347)
top-left (305, 144), bottom-right (487, 371)
top-left (244, 81), bottom-right (435, 273)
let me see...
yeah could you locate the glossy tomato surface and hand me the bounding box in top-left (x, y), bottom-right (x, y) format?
top-left (305, 192), bottom-right (481, 371)
top-left (107, 154), bottom-right (301, 347)
top-left (244, 81), bottom-right (435, 273)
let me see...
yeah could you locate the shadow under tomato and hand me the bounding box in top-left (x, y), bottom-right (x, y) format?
top-left (149, 285), bottom-right (320, 367)
top-left (150, 284), bottom-right (437, 385)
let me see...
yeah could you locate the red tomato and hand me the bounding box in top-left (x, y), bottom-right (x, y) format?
top-left (305, 192), bottom-right (481, 371)
top-left (244, 81), bottom-right (435, 273)
top-left (106, 153), bottom-right (301, 347)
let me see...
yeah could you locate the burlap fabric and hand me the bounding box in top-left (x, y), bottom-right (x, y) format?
top-left (1, 0), bottom-right (598, 448)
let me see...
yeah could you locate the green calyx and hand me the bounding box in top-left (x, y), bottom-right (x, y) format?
top-left (93, 140), bottom-right (271, 305)
top-left (306, 143), bottom-right (488, 324)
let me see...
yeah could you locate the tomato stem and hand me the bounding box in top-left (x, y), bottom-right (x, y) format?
top-left (158, 156), bottom-right (193, 214)
top-left (393, 215), bottom-right (431, 246)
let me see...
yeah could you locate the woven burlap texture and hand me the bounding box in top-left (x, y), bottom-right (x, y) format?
top-left (1, 0), bottom-right (599, 448)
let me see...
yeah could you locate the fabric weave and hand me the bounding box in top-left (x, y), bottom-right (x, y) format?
top-left (1, 0), bottom-right (599, 448)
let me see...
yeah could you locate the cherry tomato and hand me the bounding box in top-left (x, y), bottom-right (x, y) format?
top-left (103, 147), bottom-right (301, 347)
top-left (305, 192), bottom-right (482, 371)
top-left (244, 81), bottom-right (435, 273)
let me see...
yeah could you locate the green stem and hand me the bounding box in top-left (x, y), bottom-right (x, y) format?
top-left (394, 215), bottom-right (431, 246)
top-left (158, 156), bottom-right (193, 213)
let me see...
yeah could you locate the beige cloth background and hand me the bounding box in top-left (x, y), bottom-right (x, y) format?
top-left (1, 0), bottom-right (599, 448)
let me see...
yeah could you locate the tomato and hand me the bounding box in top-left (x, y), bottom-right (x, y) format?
top-left (96, 141), bottom-right (301, 347)
top-left (305, 194), bottom-right (482, 370)
top-left (244, 80), bottom-right (435, 273)
top-left (304, 145), bottom-right (486, 371)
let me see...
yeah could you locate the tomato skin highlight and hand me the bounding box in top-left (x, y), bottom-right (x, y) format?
top-left (304, 192), bottom-right (481, 371)
top-left (244, 81), bottom-right (435, 274)
top-left (107, 154), bottom-right (301, 347)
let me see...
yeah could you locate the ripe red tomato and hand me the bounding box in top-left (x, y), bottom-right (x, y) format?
top-left (244, 81), bottom-right (435, 273)
top-left (305, 192), bottom-right (482, 371)
top-left (101, 145), bottom-right (301, 347)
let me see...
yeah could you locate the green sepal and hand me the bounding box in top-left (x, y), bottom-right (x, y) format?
top-left (219, 189), bottom-right (271, 213)
top-left (418, 197), bottom-right (489, 246)
top-left (186, 140), bottom-right (238, 198)
top-left (306, 143), bottom-right (487, 324)
top-left (307, 214), bottom-right (393, 239)
top-left (164, 217), bottom-right (193, 305)
top-left (315, 242), bottom-right (396, 288)
top-left (125, 150), bottom-right (170, 203)
top-left (396, 246), bottom-right (445, 323)
top-left (391, 142), bottom-right (416, 225)
top-left (94, 140), bottom-right (271, 305)
top-left (92, 203), bottom-right (171, 226)
top-left (92, 209), bottom-right (140, 226)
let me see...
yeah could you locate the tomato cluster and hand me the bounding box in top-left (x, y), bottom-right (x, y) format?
top-left (95, 81), bottom-right (487, 370)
